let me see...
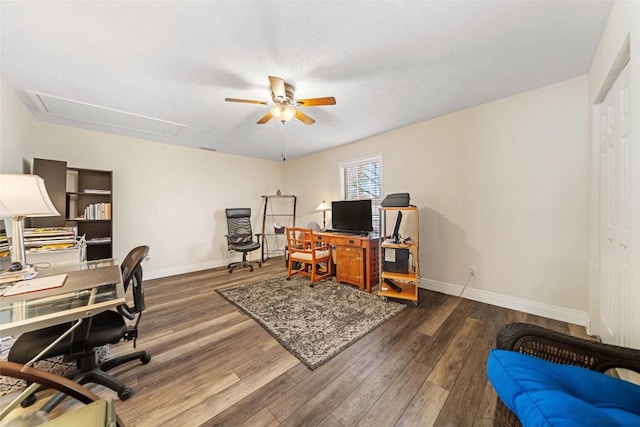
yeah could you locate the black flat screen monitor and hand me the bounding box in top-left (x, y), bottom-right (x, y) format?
top-left (391, 211), bottom-right (403, 243)
top-left (331, 199), bottom-right (373, 233)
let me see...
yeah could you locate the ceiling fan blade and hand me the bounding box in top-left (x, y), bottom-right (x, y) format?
top-left (296, 97), bottom-right (336, 107)
top-left (257, 111), bottom-right (273, 124)
top-left (225, 98), bottom-right (269, 105)
top-left (268, 76), bottom-right (287, 101)
top-left (295, 109), bottom-right (316, 125)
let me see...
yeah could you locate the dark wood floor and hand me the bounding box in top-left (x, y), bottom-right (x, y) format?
top-left (10, 258), bottom-right (590, 426)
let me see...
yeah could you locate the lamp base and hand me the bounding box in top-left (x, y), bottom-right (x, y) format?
top-left (9, 216), bottom-right (30, 272)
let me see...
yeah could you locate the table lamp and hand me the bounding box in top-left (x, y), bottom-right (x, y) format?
top-left (315, 201), bottom-right (331, 230)
top-left (0, 174), bottom-right (60, 270)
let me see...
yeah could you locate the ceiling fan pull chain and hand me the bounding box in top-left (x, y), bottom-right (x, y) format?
top-left (280, 123), bottom-right (286, 162)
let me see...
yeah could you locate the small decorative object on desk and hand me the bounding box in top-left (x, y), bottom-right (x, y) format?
top-left (276, 189), bottom-right (282, 196)
top-left (274, 223), bottom-right (285, 234)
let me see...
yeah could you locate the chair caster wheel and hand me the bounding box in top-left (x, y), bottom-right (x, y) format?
top-left (249, 266), bottom-right (254, 272)
top-left (381, 296), bottom-right (388, 303)
top-left (228, 269), bottom-right (233, 273)
top-left (141, 354), bottom-right (151, 364)
top-left (309, 284), bottom-right (315, 288)
top-left (118, 387), bottom-right (133, 401)
top-left (413, 301), bottom-right (420, 307)
top-left (286, 277), bottom-right (291, 281)
top-left (20, 393), bottom-right (37, 408)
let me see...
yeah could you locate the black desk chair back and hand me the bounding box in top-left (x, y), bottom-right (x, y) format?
top-left (225, 208), bottom-right (262, 273)
top-left (8, 245), bottom-right (152, 411)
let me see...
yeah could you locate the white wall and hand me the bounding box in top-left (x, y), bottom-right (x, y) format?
top-left (33, 123), bottom-right (285, 279)
top-left (0, 79), bottom-right (37, 173)
top-left (286, 76), bottom-right (590, 325)
top-left (587, 0), bottom-right (640, 346)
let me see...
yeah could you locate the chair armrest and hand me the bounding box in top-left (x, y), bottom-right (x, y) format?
top-left (496, 322), bottom-right (640, 373)
top-left (1, 361), bottom-right (99, 404)
top-left (0, 361), bottom-right (124, 427)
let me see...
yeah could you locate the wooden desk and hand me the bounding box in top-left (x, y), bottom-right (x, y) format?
top-left (315, 232), bottom-right (379, 292)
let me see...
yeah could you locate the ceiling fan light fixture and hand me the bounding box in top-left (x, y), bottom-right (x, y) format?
top-left (271, 104), bottom-right (296, 123)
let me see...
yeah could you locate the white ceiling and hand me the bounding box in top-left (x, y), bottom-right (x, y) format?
top-left (1, 1), bottom-right (612, 161)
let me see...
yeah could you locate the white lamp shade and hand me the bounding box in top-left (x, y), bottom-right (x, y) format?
top-left (0, 174), bottom-right (60, 218)
top-left (315, 201), bottom-right (331, 211)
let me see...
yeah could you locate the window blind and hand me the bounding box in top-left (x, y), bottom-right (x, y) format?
top-left (342, 158), bottom-right (382, 232)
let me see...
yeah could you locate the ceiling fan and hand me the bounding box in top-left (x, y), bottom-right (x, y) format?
top-left (225, 76), bottom-right (336, 125)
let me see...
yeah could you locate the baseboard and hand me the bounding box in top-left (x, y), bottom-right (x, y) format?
top-left (420, 278), bottom-right (589, 327)
top-left (145, 259), bottom-right (225, 280)
top-left (144, 254), bottom-right (267, 280)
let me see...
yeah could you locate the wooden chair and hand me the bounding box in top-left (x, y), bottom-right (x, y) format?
top-left (0, 361), bottom-right (124, 426)
top-left (285, 227), bottom-right (332, 286)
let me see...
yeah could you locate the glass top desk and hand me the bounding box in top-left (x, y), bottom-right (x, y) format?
top-left (0, 260), bottom-right (125, 337)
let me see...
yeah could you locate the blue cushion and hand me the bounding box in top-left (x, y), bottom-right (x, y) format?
top-left (487, 349), bottom-right (640, 426)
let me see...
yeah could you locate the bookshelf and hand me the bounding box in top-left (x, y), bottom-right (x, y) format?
top-left (66, 168), bottom-right (113, 261)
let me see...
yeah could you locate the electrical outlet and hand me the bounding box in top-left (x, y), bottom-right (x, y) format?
top-left (469, 266), bottom-right (476, 276)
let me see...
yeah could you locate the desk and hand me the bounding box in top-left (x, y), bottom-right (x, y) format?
top-left (0, 260), bottom-right (124, 337)
top-left (315, 232), bottom-right (379, 292)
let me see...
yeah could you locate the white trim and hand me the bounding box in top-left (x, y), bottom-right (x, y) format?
top-left (145, 260), bottom-right (220, 280)
top-left (419, 278), bottom-right (590, 327)
top-left (143, 254), bottom-right (260, 280)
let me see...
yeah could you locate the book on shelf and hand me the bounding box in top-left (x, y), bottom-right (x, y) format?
top-left (0, 228), bottom-right (7, 259)
top-left (82, 203), bottom-right (112, 220)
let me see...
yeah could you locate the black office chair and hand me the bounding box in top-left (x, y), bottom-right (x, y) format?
top-left (225, 208), bottom-right (262, 273)
top-left (8, 245), bottom-right (152, 410)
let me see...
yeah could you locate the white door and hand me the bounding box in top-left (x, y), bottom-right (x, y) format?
top-left (599, 62), bottom-right (631, 346)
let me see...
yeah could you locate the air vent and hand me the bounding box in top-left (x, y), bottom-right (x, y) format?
top-left (28, 91), bottom-right (186, 138)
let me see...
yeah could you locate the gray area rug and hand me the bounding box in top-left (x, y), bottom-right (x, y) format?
top-left (217, 274), bottom-right (406, 369)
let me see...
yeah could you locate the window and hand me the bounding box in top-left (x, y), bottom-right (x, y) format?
top-left (341, 156), bottom-right (382, 232)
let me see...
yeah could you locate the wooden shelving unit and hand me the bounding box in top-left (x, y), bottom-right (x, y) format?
top-left (378, 206), bottom-right (419, 306)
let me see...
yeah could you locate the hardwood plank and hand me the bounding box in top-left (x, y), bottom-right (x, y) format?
top-left (120, 369), bottom-right (240, 426)
top-left (237, 407), bottom-right (280, 427)
top-left (203, 373), bottom-right (296, 426)
top-left (427, 317), bottom-right (483, 390)
top-left (434, 337), bottom-right (492, 426)
top-left (569, 323), bottom-right (594, 340)
top-left (355, 356), bottom-right (433, 426)
top-left (166, 352), bottom-right (299, 426)
top-left (416, 295), bottom-right (462, 336)
top-left (395, 380), bottom-right (449, 427)
top-left (329, 331), bottom-right (431, 426)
